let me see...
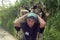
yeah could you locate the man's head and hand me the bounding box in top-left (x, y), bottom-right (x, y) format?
top-left (26, 13), bottom-right (38, 28)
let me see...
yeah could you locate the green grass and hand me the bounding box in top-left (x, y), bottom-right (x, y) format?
top-left (43, 9), bottom-right (60, 40)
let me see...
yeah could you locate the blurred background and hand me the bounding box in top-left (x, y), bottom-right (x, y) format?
top-left (0, 0), bottom-right (60, 40)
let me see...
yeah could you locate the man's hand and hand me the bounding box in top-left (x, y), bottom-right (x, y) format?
top-left (37, 15), bottom-right (46, 28)
top-left (13, 14), bottom-right (28, 27)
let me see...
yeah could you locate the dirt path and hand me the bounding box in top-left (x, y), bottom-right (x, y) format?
top-left (0, 27), bottom-right (17, 40)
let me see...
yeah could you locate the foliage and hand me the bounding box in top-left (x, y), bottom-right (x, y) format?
top-left (44, 10), bottom-right (60, 40)
top-left (43, 0), bottom-right (60, 40)
top-left (0, 5), bottom-right (19, 36)
top-left (0, 0), bottom-right (60, 40)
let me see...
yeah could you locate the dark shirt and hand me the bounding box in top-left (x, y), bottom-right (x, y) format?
top-left (15, 22), bottom-right (44, 40)
top-left (20, 22), bottom-right (40, 40)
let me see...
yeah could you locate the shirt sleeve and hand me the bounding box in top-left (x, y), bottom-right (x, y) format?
top-left (14, 22), bottom-right (23, 32)
top-left (15, 26), bottom-right (21, 32)
top-left (38, 27), bottom-right (45, 33)
top-left (37, 22), bottom-right (45, 33)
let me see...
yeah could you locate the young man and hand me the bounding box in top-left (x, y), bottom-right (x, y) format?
top-left (14, 12), bottom-right (46, 40)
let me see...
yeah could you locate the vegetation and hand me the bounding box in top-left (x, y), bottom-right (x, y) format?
top-left (0, 0), bottom-right (60, 40)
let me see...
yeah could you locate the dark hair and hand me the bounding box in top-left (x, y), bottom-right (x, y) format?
top-left (25, 16), bottom-right (39, 23)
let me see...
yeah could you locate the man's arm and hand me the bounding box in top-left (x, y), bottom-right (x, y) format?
top-left (13, 14), bottom-right (27, 27)
top-left (38, 15), bottom-right (46, 28)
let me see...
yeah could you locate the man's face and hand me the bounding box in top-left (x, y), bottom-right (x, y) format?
top-left (26, 18), bottom-right (35, 28)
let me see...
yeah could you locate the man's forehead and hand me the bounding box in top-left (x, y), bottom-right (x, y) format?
top-left (27, 18), bottom-right (35, 21)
